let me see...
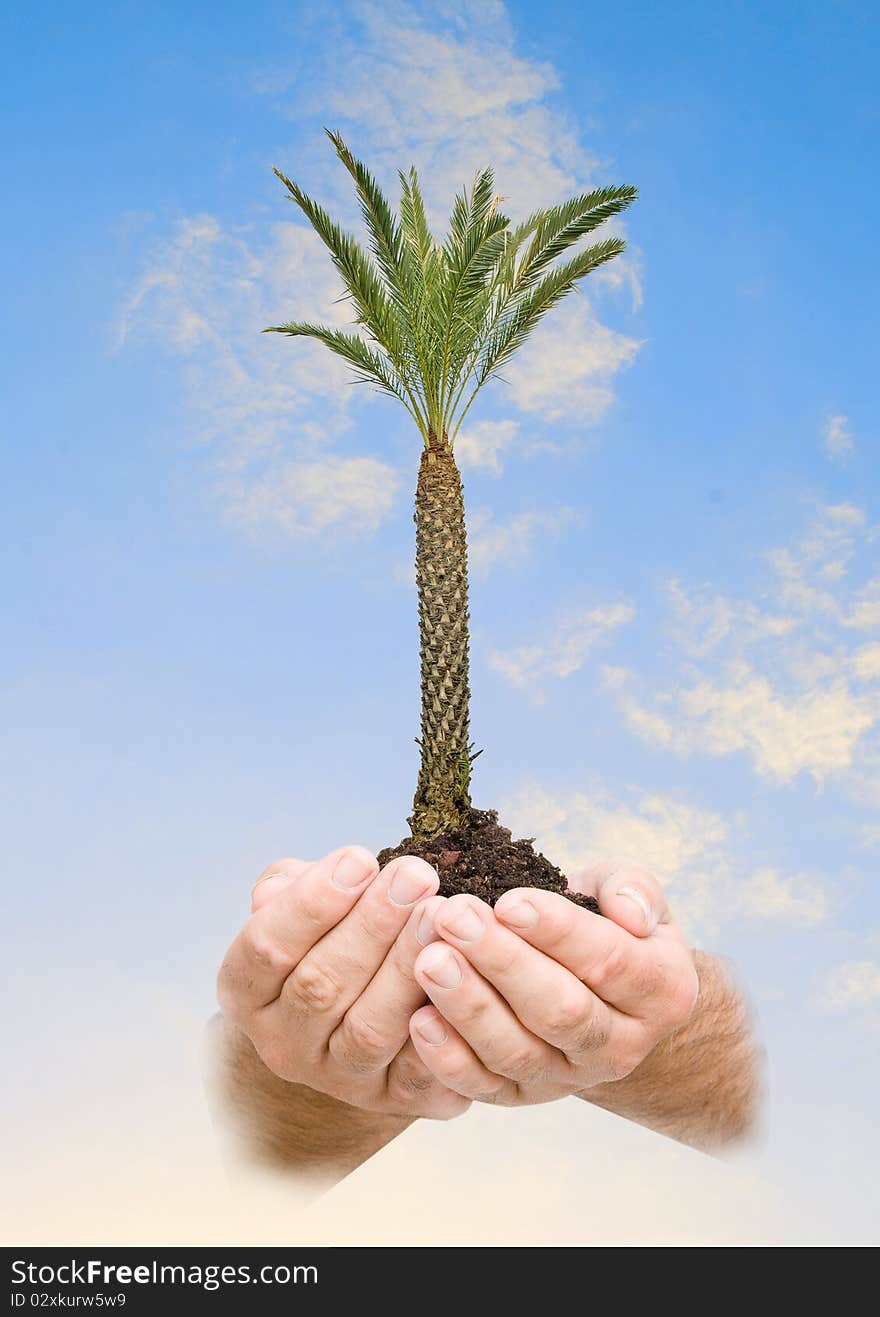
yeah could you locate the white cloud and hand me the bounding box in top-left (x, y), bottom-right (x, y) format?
top-left (666, 579), bottom-right (795, 658)
top-left (824, 413), bottom-right (854, 461)
top-left (490, 601), bottom-right (634, 693)
top-left (501, 781), bottom-right (728, 889)
top-left (861, 823), bottom-right (880, 849)
top-left (456, 420), bottom-right (519, 475)
top-left (223, 455), bottom-right (400, 538)
top-left (853, 643), bottom-right (880, 681)
top-left (607, 504), bottom-right (880, 788)
top-left (308, 0), bottom-right (578, 214)
top-left (767, 502), bottom-right (870, 621)
top-left (468, 505), bottom-right (576, 577)
top-left (844, 580), bottom-right (880, 631)
top-left (499, 781), bottom-right (829, 935)
top-left (114, 215), bottom-right (405, 541)
top-left (615, 670), bottom-right (879, 785)
top-left (821, 960), bottom-right (880, 1010)
top-left (738, 868), bottom-right (828, 927)
top-left (504, 298), bottom-right (642, 424)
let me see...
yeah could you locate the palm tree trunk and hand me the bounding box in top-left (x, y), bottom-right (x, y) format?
top-left (409, 433), bottom-right (473, 839)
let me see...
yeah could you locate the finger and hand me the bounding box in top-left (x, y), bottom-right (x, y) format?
top-left (493, 886), bottom-right (674, 1016)
top-left (432, 894), bottom-right (621, 1061)
top-left (384, 1037), bottom-right (472, 1120)
top-left (413, 940), bottom-right (563, 1087)
top-left (569, 859), bottom-right (671, 936)
top-left (216, 845), bottom-right (379, 1022)
top-left (329, 893), bottom-right (446, 1074)
top-left (271, 857), bottom-right (437, 1059)
top-left (251, 857), bottom-right (311, 913)
top-left (409, 1006), bottom-right (522, 1105)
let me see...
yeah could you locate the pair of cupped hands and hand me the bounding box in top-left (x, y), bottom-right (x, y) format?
top-left (217, 844), bottom-right (700, 1118)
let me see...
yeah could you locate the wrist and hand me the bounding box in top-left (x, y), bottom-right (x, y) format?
top-left (205, 1015), bottom-right (414, 1181)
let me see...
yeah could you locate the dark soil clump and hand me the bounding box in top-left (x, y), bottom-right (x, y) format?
top-left (378, 808), bottom-right (600, 913)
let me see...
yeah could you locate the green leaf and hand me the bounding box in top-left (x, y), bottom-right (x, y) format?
top-left (266, 140), bottom-right (636, 446)
top-left (478, 235), bottom-right (627, 384)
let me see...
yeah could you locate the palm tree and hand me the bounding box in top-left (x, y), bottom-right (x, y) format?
top-left (266, 131), bottom-right (636, 844)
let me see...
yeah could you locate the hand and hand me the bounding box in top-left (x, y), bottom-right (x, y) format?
top-left (216, 846), bottom-right (470, 1121)
top-left (407, 860), bottom-right (700, 1106)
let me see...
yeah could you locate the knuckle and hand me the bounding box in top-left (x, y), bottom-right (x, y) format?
top-left (543, 985), bottom-right (589, 1040)
top-left (591, 938), bottom-right (629, 992)
top-left (474, 1075), bottom-right (512, 1105)
top-left (240, 921), bottom-right (292, 977)
top-left (388, 1062), bottom-right (435, 1105)
top-left (569, 1012), bottom-right (610, 1057)
top-left (497, 1045), bottom-right (545, 1084)
top-left (455, 990), bottom-right (492, 1032)
top-left (329, 1013), bottom-right (389, 1073)
top-left (285, 957), bottom-right (342, 1014)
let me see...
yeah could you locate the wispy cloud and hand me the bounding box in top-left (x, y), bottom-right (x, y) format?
top-left (456, 420), bottom-right (519, 475)
top-left (468, 505), bottom-right (577, 578)
top-left (823, 413), bottom-right (855, 461)
top-left (490, 600), bottom-right (634, 694)
top-left (113, 215), bottom-right (402, 540)
top-left (297, 0), bottom-right (581, 216)
top-left (821, 960), bottom-right (880, 1011)
top-left (605, 503), bottom-right (880, 787)
top-left (223, 455), bottom-right (400, 539)
top-left (500, 780), bottom-right (830, 935)
top-left (505, 300), bottom-right (642, 424)
top-left (610, 664), bottom-right (879, 785)
top-left (738, 868), bottom-right (828, 927)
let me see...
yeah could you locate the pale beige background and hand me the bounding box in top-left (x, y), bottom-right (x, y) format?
top-left (1, 983), bottom-right (858, 1247)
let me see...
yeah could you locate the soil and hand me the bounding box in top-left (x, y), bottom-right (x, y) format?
top-left (377, 808), bottom-right (600, 913)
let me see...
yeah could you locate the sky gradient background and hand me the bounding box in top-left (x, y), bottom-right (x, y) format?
top-left (2, 0), bottom-right (878, 1244)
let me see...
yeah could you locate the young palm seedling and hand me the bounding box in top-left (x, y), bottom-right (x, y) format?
top-left (266, 131), bottom-right (636, 906)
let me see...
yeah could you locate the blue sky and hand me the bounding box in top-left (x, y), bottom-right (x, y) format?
top-left (3, 0), bottom-right (879, 1243)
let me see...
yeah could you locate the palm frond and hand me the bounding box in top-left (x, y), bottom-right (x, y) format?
top-left (267, 140), bottom-right (636, 447)
top-left (516, 185), bottom-right (637, 289)
top-left (398, 166), bottom-right (436, 276)
top-left (477, 235), bottom-right (627, 386)
top-left (263, 321), bottom-right (426, 425)
top-left (271, 167), bottom-right (409, 368)
top-left (324, 130), bottom-right (410, 312)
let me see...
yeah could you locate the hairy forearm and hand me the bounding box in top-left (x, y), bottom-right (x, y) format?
top-left (580, 950), bottom-right (764, 1153)
top-left (205, 1016), bottom-right (413, 1186)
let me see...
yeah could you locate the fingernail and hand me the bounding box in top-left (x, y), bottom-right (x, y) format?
top-left (251, 872), bottom-right (286, 901)
top-left (254, 871), bottom-right (285, 888)
top-left (389, 861), bottom-right (434, 908)
top-left (617, 885), bottom-right (654, 930)
top-left (331, 849), bottom-right (376, 891)
top-left (440, 902), bottom-right (485, 942)
top-left (415, 1015), bottom-right (448, 1046)
top-left (420, 944), bottom-right (462, 989)
top-left (496, 897), bottom-right (538, 930)
top-left (416, 905), bottom-right (437, 946)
